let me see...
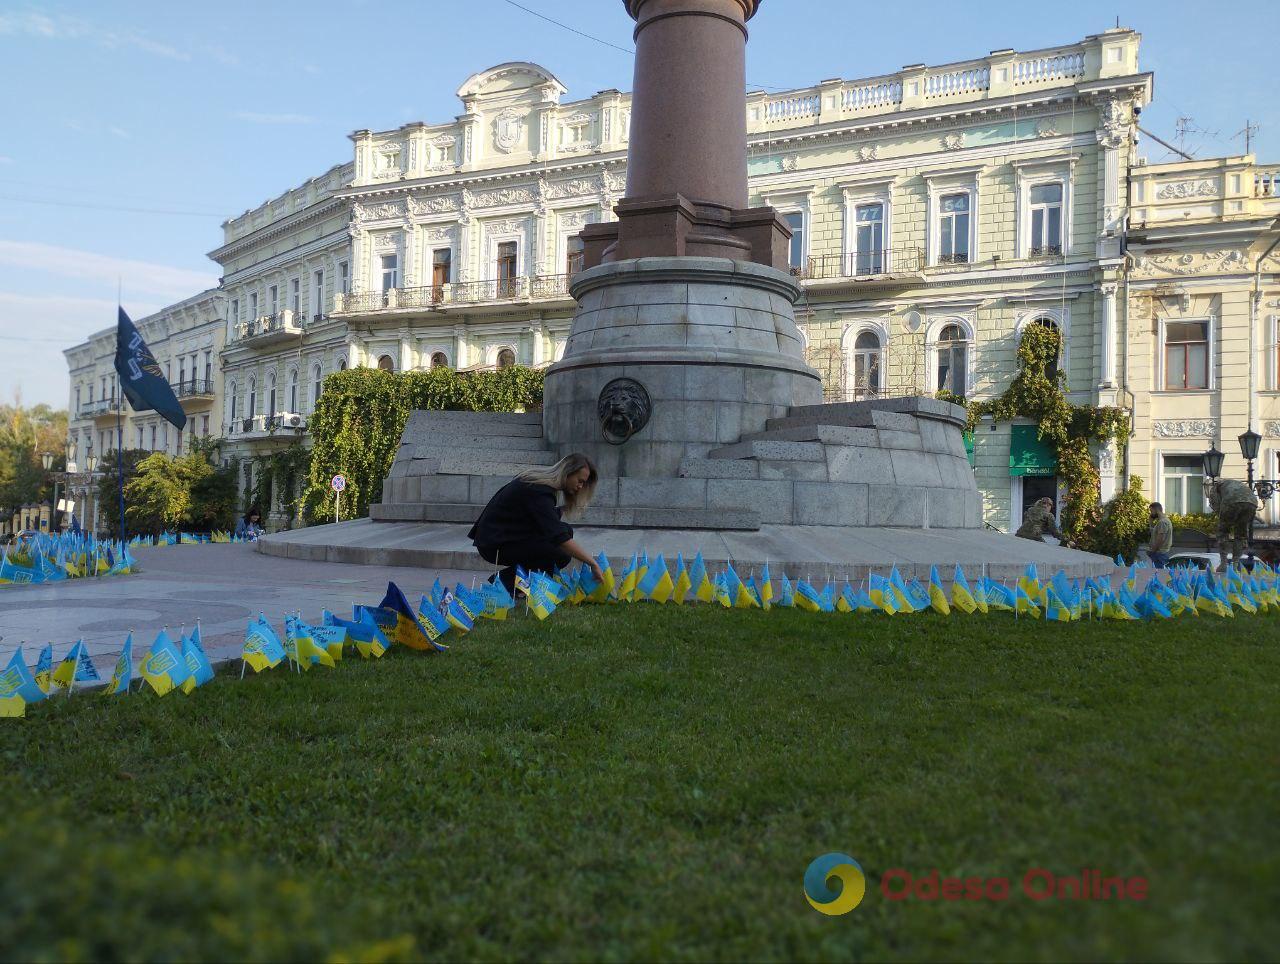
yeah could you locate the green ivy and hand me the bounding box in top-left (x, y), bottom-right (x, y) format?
top-left (960, 324), bottom-right (1131, 547)
top-left (302, 366), bottom-right (544, 524)
top-left (250, 443), bottom-right (311, 525)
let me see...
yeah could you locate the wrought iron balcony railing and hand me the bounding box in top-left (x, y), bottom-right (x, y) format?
top-left (798, 247), bottom-right (926, 281)
top-left (232, 309), bottom-right (303, 342)
top-left (334, 274), bottom-right (573, 313)
top-left (172, 379), bottom-right (215, 399)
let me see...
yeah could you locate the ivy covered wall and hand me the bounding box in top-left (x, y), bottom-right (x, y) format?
top-left (300, 366), bottom-right (544, 523)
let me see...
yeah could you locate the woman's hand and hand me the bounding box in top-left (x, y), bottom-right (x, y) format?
top-left (589, 559), bottom-right (605, 583)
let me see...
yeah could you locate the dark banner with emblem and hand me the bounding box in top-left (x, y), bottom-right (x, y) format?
top-left (113, 307), bottom-right (186, 430)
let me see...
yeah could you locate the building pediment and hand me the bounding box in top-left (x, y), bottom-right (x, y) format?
top-left (456, 62), bottom-right (566, 105)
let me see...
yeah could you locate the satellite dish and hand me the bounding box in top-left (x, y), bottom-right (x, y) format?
top-left (903, 310), bottom-right (923, 333)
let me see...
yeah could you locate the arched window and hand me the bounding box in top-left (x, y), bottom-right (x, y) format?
top-left (267, 372), bottom-right (277, 416)
top-left (288, 369), bottom-right (298, 412)
top-left (1030, 316), bottom-right (1061, 380)
top-left (377, 354), bottom-right (396, 373)
top-left (852, 330), bottom-right (882, 398)
top-left (430, 352), bottom-right (449, 369)
top-left (338, 358), bottom-right (348, 371)
top-left (497, 347), bottom-right (516, 369)
top-left (247, 377), bottom-right (257, 418)
top-left (936, 324), bottom-right (969, 396)
top-left (229, 380), bottom-right (238, 422)
top-left (311, 364), bottom-right (323, 407)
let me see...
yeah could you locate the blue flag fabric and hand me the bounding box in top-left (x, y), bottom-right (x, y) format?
top-left (1, 647), bottom-right (49, 703)
top-left (115, 307), bottom-right (186, 429)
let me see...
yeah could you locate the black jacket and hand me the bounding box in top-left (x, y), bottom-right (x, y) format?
top-left (468, 478), bottom-right (573, 549)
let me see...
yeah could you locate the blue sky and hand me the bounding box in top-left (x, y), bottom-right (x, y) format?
top-left (1, 0), bottom-right (1274, 408)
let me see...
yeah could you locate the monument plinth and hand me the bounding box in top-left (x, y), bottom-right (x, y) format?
top-left (261, 0), bottom-right (1112, 581)
top-left (544, 0), bottom-right (821, 476)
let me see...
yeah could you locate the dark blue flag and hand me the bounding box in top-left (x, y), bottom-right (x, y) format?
top-left (114, 307), bottom-right (186, 429)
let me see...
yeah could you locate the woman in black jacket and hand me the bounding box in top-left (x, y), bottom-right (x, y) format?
top-left (469, 453), bottom-right (604, 592)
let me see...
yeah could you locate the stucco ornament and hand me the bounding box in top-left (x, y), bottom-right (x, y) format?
top-left (597, 378), bottom-right (652, 445)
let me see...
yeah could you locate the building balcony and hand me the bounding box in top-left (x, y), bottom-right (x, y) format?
top-left (797, 248), bottom-right (926, 286)
top-left (232, 309), bottom-right (303, 346)
top-left (224, 412), bottom-right (309, 442)
top-left (332, 274), bottom-right (573, 319)
top-left (172, 379), bottom-right (216, 407)
top-left (76, 398), bottom-right (117, 420)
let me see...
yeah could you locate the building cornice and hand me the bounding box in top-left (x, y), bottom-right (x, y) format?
top-left (209, 196), bottom-right (349, 265)
top-left (220, 229), bottom-right (352, 287)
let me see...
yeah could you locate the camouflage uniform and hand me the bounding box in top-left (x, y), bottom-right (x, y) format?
top-left (1208, 479), bottom-right (1258, 571)
top-left (1016, 502), bottom-right (1063, 542)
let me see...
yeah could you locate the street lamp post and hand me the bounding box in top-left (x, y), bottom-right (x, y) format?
top-left (40, 450), bottom-right (60, 533)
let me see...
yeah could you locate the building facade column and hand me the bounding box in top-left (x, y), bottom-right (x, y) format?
top-left (1099, 282), bottom-right (1118, 389)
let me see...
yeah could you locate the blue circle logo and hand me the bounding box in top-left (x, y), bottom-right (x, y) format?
top-left (805, 853), bottom-right (866, 915)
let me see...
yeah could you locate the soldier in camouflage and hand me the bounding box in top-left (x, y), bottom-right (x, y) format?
top-left (1208, 478), bottom-right (1259, 572)
top-left (1016, 497), bottom-right (1074, 546)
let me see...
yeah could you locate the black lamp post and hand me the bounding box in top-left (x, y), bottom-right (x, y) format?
top-left (1202, 444), bottom-right (1224, 481)
top-left (39, 450), bottom-right (59, 532)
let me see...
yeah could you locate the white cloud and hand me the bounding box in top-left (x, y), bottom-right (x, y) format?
top-left (0, 240), bottom-right (217, 302)
top-left (232, 111), bottom-right (318, 125)
top-left (0, 11), bottom-right (190, 61)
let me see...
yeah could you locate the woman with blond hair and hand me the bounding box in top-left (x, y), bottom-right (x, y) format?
top-left (468, 453), bottom-right (604, 593)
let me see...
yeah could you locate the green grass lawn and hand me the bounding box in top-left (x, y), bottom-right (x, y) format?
top-left (3, 606), bottom-right (1278, 962)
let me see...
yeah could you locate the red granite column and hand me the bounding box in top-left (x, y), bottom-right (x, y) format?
top-left (624, 0), bottom-right (756, 209)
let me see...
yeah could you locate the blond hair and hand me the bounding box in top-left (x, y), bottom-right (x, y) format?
top-left (519, 453), bottom-right (598, 520)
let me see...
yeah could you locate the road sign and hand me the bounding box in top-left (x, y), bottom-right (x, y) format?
top-left (331, 474), bottom-right (347, 493)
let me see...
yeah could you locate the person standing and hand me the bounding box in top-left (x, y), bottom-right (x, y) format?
top-left (1147, 502), bottom-right (1173, 569)
top-left (469, 453), bottom-right (604, 593)
top-left (1015, 496), bottom-right (1075, 547)
top-left (1208, 479), bottom-right (1259, 572)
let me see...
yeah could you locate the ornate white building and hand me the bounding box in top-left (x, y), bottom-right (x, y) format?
top-left (69, 27), bottom-right (1280, 534)
top-left (63, 289), bottom-right (226, 532)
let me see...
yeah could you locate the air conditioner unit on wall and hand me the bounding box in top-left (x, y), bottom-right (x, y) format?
top-left (280, 413), bottom-right (307, 429)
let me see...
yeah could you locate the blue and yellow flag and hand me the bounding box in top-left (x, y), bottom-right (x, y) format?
top-left (794, 579), bottom-right (822, 612)
top-left (778, 572), bottom-right (795, 608)
top-left (376, 581), bottom-right (446, 651)
top-left (689, 553), bottom-right (714, 603)
top-left (951, 565), bottom-right (977, 614)
top-left (141, 630), bottom-right (191, 696)
top-left (527, 573), bottom-right (559, 620)
top-left (243, 616), bottom-right (287, 672)
top-left (107, 634), bottom-right (133, 695)
top-left (52, 640), bottom-right (99, 690)
top-left (412, 599), bottom-right (453, 644)
top-left (1014, 585), bottom-right (1042, 619)
top-left (0, 553), bottom-right (40, 585)
top-left (333, 609), bottom-right (390, 659)
top-left (180, 632), bottom-right (217, 692)
top-left (286, 615), bottom-right (336, 670)
top-left (2, 647), bottom-right (49, 704)
top-left (32, 644), bottom-right (53, 693)
top-left (759, 562), bottom-right (775, 610)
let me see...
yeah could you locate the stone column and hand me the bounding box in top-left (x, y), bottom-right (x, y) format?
top-left (624, 0), bottom-right (754, 209)
top-left (1099, 282), bottom-right (1117, 389)
top-left (581, 0), bottom-right (788, 268)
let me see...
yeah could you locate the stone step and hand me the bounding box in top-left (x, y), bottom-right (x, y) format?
top-left (371, 502), bottom-right (760, 531)
top-left (401, 433), bottom-right (549, 452)
top-left (740, 424), bottom-right (881, 447)
top-left (704, 439), bottom-right (827, 462)
top-left (415, 410), bottom-right (543, 429)
top-left (764, 409), bottom-right (920, 434)
top-left (787, 397), bottom-right (965, 427)
top-left (436, 453), bottom-right (559, 475)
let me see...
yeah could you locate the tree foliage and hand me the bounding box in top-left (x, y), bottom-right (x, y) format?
top-left (114, 445), bottom-right (238, 535)
top-left (1089, 476), bottom-right (1152, 562)
top-left (0, 398), bottom-right (69, 514)
top-left (303, 366), bottom-right (544, 523)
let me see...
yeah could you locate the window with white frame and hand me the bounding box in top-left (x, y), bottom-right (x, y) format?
top-left (783, 211), bottom-right (805, 275)
top-left (936, 324), bottom-right (969, 396)
top-left (565, 235), bottom-right (585, 276)
top-left (380, 254), bottom-right (399, 292)
top-left (1022, 315), bottom-right (1064, 381)
top-left (938, 193), bottom-right (970, 264)
top-left (247, 377), bottom-right (257, 418)
top-left (288, 370), bottom-right (298, 413)
top-left (267, 372), bottom-right (277, 416)
top-left (851, 330), bottom-right (883, 397)
top-left (311, 364), bottom-right (323, 408)
top-left (496, 241), bottom-right (519, 296)
top-left (312, 270), bottom-right (324, 321)
top-left (150, 425), bottom-right (157, 451)
top-left (229, 381), bottom-right (237, 421)
top-left (231, 299), bottom-right (240, 325)
top-left (291, 278), bottom-right (300, 314)
top-left (1163, 320), bottom-right (1210, 391)
top-left (249, 292), bottom-right (258, 320)
top-left (1028, 183), bottom-right (1063, 257)
top-left (854, 203), bottom-right (884, 274)
top-left (1161, 455), bottom-right (1208, 514)
top-left (430, 351), bottom-right (449, 369)
top-left (339, 261), bottom-right (350, 294)
top-left (269, 285), bottom-right (279, 315)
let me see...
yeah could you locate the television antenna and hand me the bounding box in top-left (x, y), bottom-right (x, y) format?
top-left (1232, 119), bottom-right (1259, 156)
